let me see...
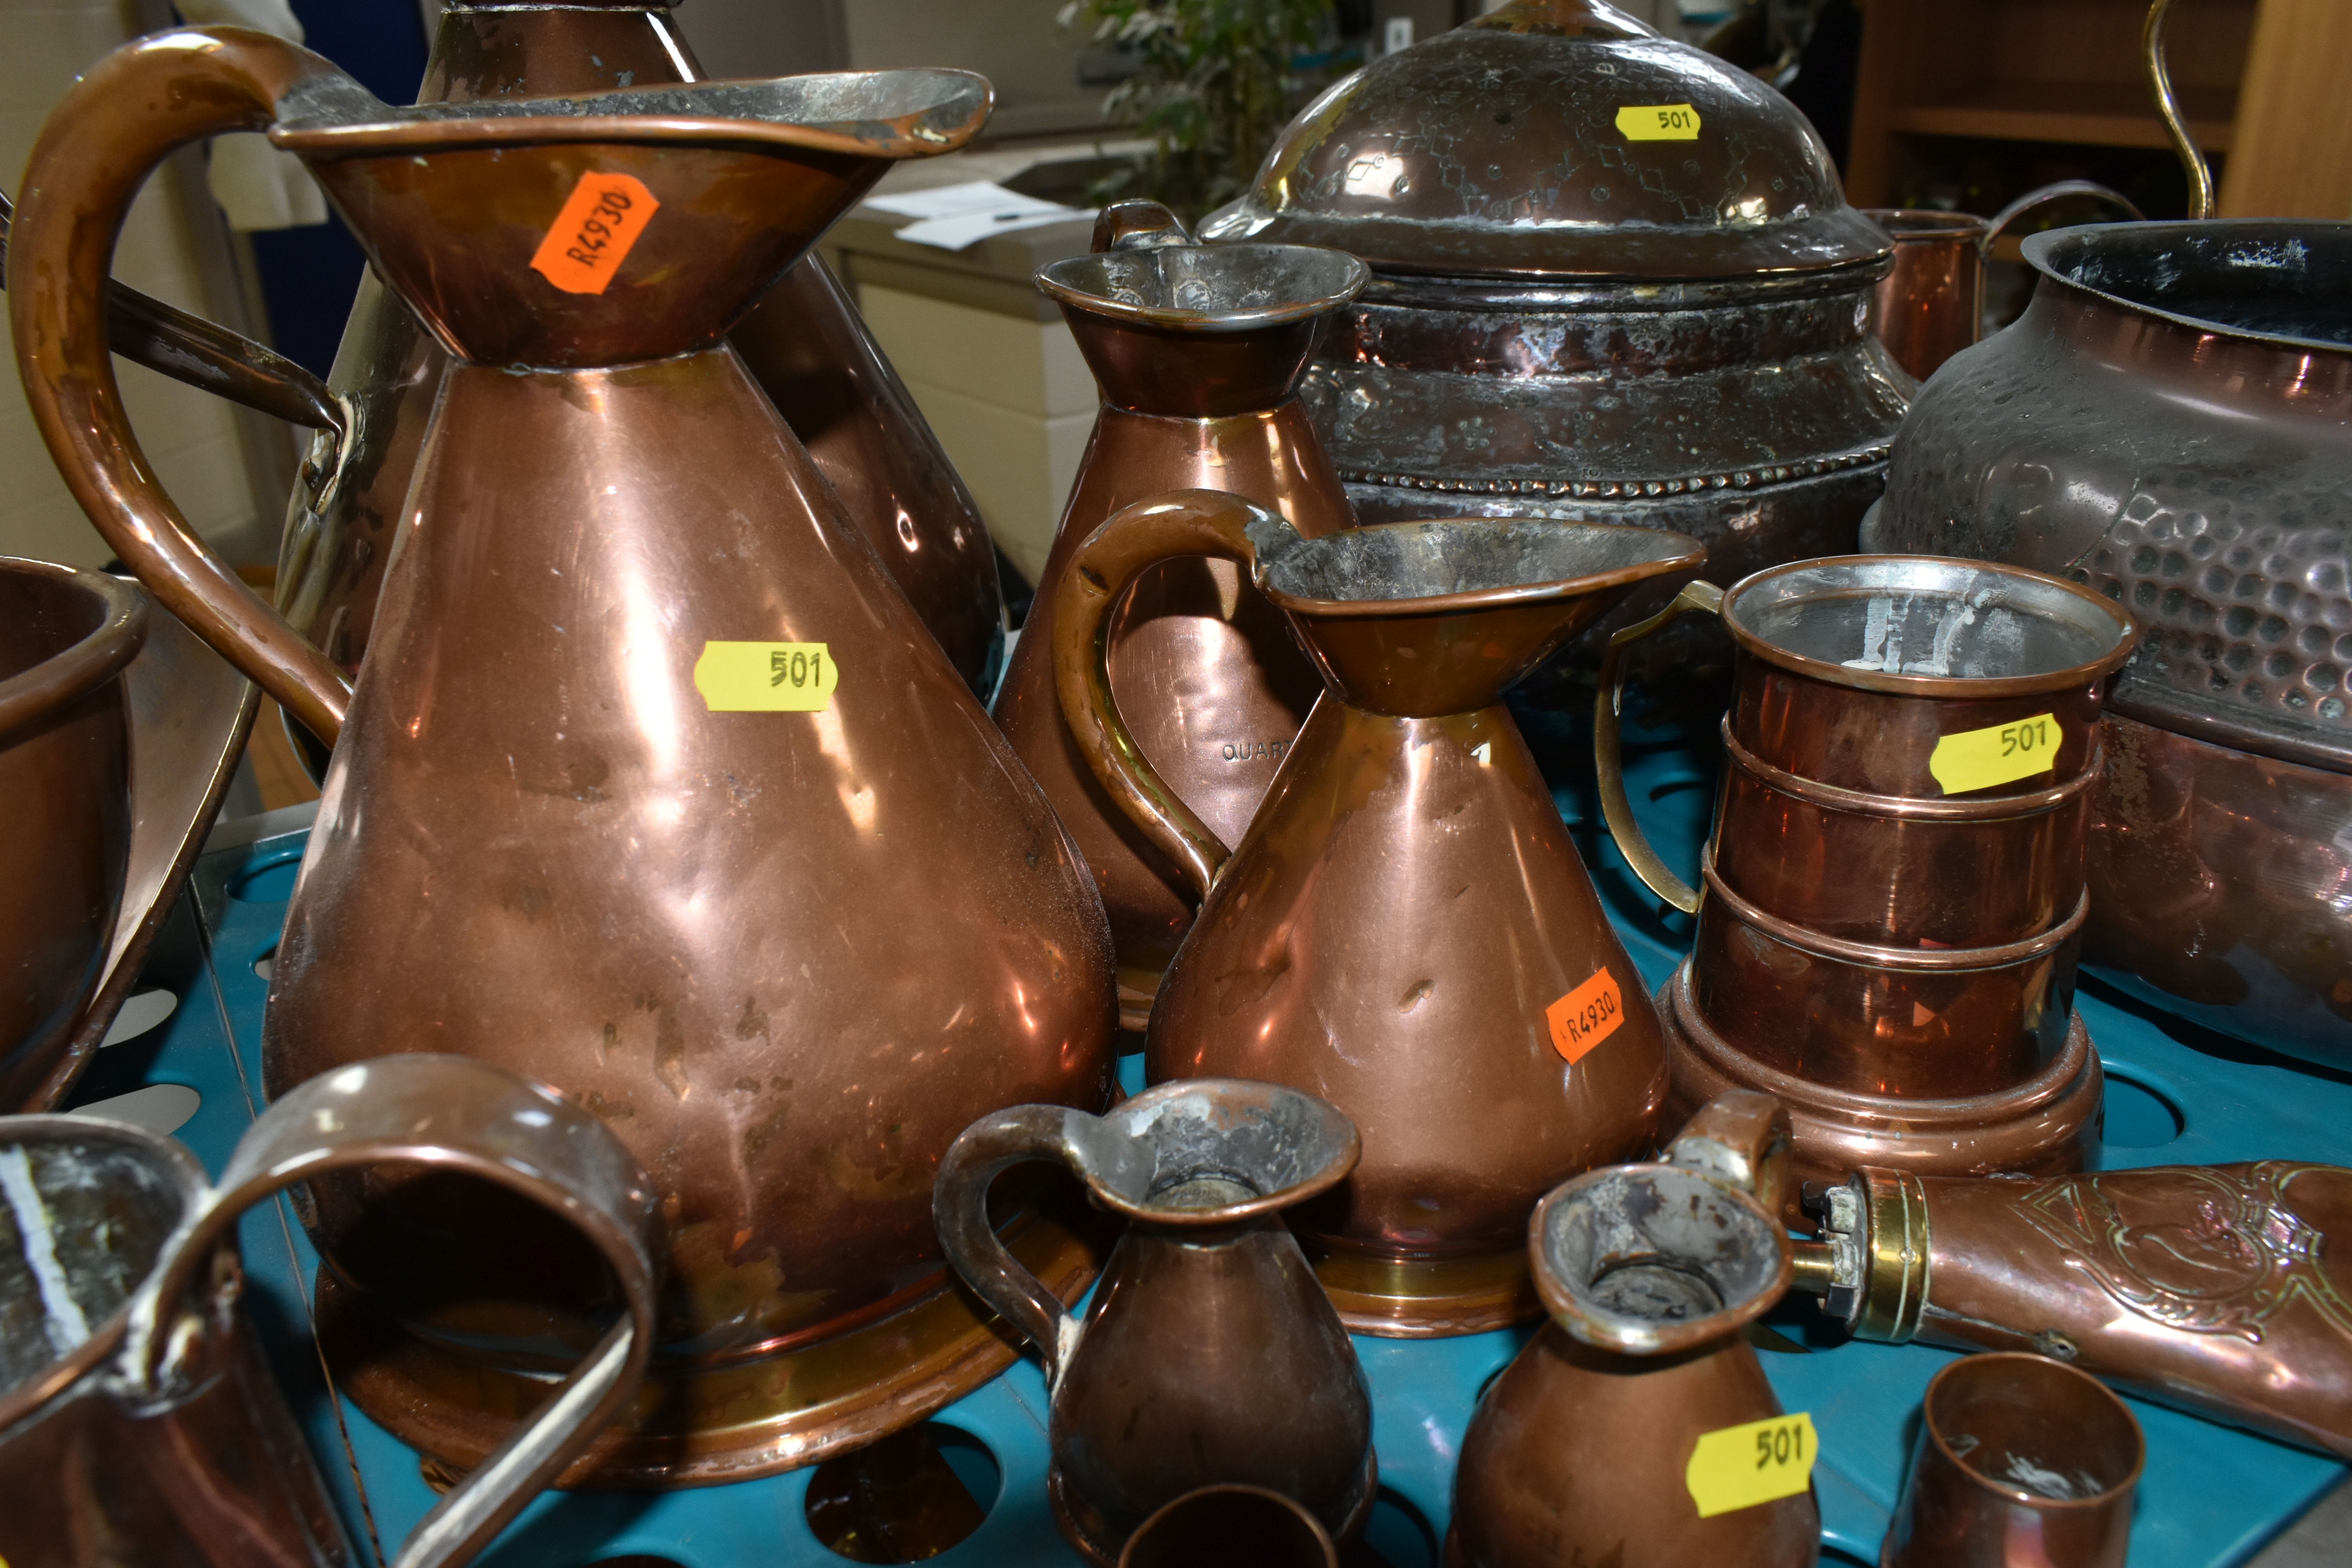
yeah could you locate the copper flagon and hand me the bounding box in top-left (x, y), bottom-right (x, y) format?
top-left (1054, 491), bottom-right (1702, 1333)
top-left (935, 1080), bottom-right (1374, 1563)
top-left (1449, 1094), bottom-right (1819, 1568)
top-left (991, 203), bottom-right (1365, 1024)
top-left (11, 28), bottom-right (1116, 1484)
top-left (1598, 557), bottom-right (2138, 1202)
top-left (0, 1054), bottom-right (661, 1568)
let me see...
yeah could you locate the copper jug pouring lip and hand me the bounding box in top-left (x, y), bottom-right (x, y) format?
top-left (1916, 1352), bottom-right (2147, 1512)
top-left (1072, 1078), bottom-right (1361, 1227)
top-left (1037, 244), bottom-right (1371, 333)
top-left (2023, 220), bottom-right (2352, 358)
top-left (1526, 1162), bottom-right (1794, 1359)
top-left (1720, 555), bottom-right (2140, 701)
top-left (0, 559), bottom-right (147, 739)
top-left (1246, 513), bottom-right (1706, 619)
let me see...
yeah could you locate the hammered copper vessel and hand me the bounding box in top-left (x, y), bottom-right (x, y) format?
top-left (11, 28), bottom-right (1115, 1484)
top-left (270, 0), bottom-right (1004, 708)
top-left (1797, 1161), bottom-right (2352, 1459)
top-left (1448, 1095), bottom-right (1818, 1568)
top-left (0, 1054), bottom-right (661, 1568)
top-left (1054, 491), bottom-right (1702, 1333)
top-left (991, 205), bottom-right (1365, 1022)
top-left (936, 1080), bottom-right (1374, 1564)
top-left (1866, 220), bottom-right (2352, 1067)
top-left (1202, 0), bottom-right (1904, 670)
top-left (1120, 1486), bottom-right (1340, 1568)
top-left (1598, 557), bottom-right (2138, 1202)
top-left (1880, 1354), bottom-right (2141, 1568)
top-left (0, 560), bottom-right (143, 1112)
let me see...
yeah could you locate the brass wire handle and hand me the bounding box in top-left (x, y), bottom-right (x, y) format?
top-left (2143, 0), bottom-right (2216, 220)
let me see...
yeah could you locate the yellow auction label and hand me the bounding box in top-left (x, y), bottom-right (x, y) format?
top-left (1617, 103), bottom-right (1701, 141)
top-left (1928, 711), bottom-right (2060, 795)
top-left (693, 641), bottom-right (838, 712)
top-left (1686, 1412), bottom-right (1817, 1518)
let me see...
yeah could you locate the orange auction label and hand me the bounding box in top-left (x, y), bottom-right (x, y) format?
top-left (1546, 967), bottom-right (1624, 1063)
top-left (530, 171), bottom-right (659, 296)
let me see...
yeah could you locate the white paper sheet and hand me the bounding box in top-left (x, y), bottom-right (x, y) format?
top-left (863, 180), bottom-right (1094, 251)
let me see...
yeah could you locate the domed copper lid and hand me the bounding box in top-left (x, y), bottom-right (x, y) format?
top-left (1201, 0), bottom-right (1888, 281)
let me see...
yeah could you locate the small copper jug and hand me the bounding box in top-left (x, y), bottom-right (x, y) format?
top-left (935, 1080), bottom-right (1374, 1564)
top-left (1120, 1486), bottom-right (1341, 1568)
top-left (1881, 1354), bottom-right (2142, 1568)
top-left (991, 205), bottom-right (1367, 1024)
top-left (12, 28), bottom-right (1115, 1485)
top-left (1597, 557), bottom-right (2138, 1204)
top-left (0, 560), bottom-right (143, 1111)
top-left (1054, 491), bottom-right (1704, 1333)
top-left (0, 1053), bottom-right (661, 1568)
top-left (268, 0), bottom-right (1006, 704)
top-left (1449, 1094), bottom-right (1820, 1568)
top-left (1796, 1160), bottom-right (2352, 1459)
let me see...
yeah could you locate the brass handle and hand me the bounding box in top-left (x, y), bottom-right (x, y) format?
top-left (1091, 199), bottom-right (1195, 254)
top-left (1592, 577), bottom-right (1724, 914)
top-left (1981, 180), bottom-right (2145, 253)
top-left (9, 27), bottom-right (354, 744)
top-left (1050, 488), bottom-right (1279, 899)
top-left (932, 1104), bottom-right (1089, 1387)
top-left (131, 1054), bottom-right (663, 1568)
top-left (2143, 0), bottom-right (2215, 220)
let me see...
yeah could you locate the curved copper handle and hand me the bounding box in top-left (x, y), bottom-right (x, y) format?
top-left (932, 1103), bottom-right (1089, 1387)
top-left (1592, 577), bottom-right (1724, 915)
top-left (129, 1054), bottom-right (663, 1568)
top-left (2143, 0), bottom-right (2215, 220)
top-left (0, 561), bottom-right (146, 738)
top-left (9, 27), bottom-right (354, 743)
top-left (1049, 488), bottom-right (1279, 898)
top-left (1982, 181), bottom-right (2145, 252)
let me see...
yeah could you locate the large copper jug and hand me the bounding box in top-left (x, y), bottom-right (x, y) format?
top-left (1053, 492), bottom-right (1702, 1334)
top-left (11, 27), bottom-right (1115, 1485)
top-left (271, 0), bottom-right (1005, 706)
top-left (991, 205), bottom-right (1366, 1024)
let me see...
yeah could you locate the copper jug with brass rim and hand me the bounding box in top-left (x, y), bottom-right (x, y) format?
top-left (11, 27), bottom-right (1115, 1486)
top-left (1052, 490), bottom-right (1702, 1334)
top-left (990, 204), bottom-right (1367, 1026)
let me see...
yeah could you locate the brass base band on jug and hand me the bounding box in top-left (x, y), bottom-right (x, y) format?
top-left (1306, 1246), bottom-right (1541, 1339)
top-left (1661, 964), bottom-right (2102, 1220)
top-left (315, 1200), bottom-right (1107, 1488)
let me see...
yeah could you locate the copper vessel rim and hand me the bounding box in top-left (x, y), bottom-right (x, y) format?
top-left (2106, 686), bottom-right (2352, 778)
top-left (0, 1112), bottom-right (208, 1430)
top-left (270, 69), bottom-right (992, 160)
top-left (1722, 719), bottom-right (2099, 819)
top-left (1524, 1163), bottom-right (1795, 1356)
top-left (1865, 209), bottom-right (1991, 242)
top-left (2022, 220), bottom-right (2352, 359)
top-left (1918, 1351), bottom-right (2148, 1508)
top-left (1034, 249), bottom-right (1372, 332)
top-left (1252, 517), bottom-right (1706, 620)
top-left (1702, 852), bottom-right (2090, 970)
top-left (0, 558), bottom-right (147, 739)
top-left (1078, 1081), bottom-right (1364, 1227)
top-left (1352, 253), bottom-right (1896, 307)
top-left (1668, 965), bottom-right (2097, 1123)
top-left (1719, 555), bottom-right (2139, 699)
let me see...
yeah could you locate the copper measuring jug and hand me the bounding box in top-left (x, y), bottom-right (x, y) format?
top-left (1449, 1094), bottom-right (1820, 1568)
top-left (935, 1079), bottom-right (1374, 1564)
top-left (1880, 1354), bottom-right (2142, 1568)
top-left (991, 205), bottom-right (1366, 1024)
top-left (1120, 1486), bottom-right (1341, 1568)
top-left (11, 28), bottom-right (1116, 1484)
top-left (1597, 557), bottom-right (2138, 1200)
top-left (0, 1053), bottom-right (661, 1568)
top-left (1054, 490), bottom-right (1704, 1333)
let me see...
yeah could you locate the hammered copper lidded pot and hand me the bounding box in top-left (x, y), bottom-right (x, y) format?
top-left (992, 203), bottom-right (1366, 1023)
top-left (1056, 490), bottom-right (1703, 1333)
top-left (935, 1080), bottom-right (1375, 1563)
top-left (11, 28), bottom-right (1116, 1485)
top-left (1599, 557), bottom-right (2138, 1203)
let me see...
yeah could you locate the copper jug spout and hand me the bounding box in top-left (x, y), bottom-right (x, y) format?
top-left (1793, 1161), bottom-right (2352, 1459)
top-left (1054, 489), bottom-right (1706, 1333)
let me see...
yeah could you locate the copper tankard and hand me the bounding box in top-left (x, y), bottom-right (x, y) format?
top-left (1597, 557), bottom-right (2138, 1201)
top-left (0, 1053), bottom-right (660, 1568)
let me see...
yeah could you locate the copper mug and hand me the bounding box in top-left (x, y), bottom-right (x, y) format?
top-left (0, 1053), bottom-right (660, 1568)
top-left (1882, 1354), bottom-right (2142, 1568)
top-left (1597, 557), bottom-right (2139, 1199)
top-left (1054, 490), bottom-right (1705, 1334)
top-left (935, 1079), bottom-right (1374, 1564)
top-left (1119, 1485), bottom-right (1341, 1568)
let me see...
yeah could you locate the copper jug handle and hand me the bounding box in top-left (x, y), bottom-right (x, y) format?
top-left (933, 1103), bottom-right (1094, 1386)
top-left (2143, 0), bottom-right (2215, 219)
top-left (1051, 489), bottom-right (1279, 898)
top-left (125, 1054), bottom-right (663, 1568)
top-left (10, 26), bottom-right (356, 745)
top-left (1981, 181), bottom-right (2144, 252)
top-left (1592, 577), bottom-right (1724, 915)
top-left (1092, 199), bottom-right (1195, 253)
